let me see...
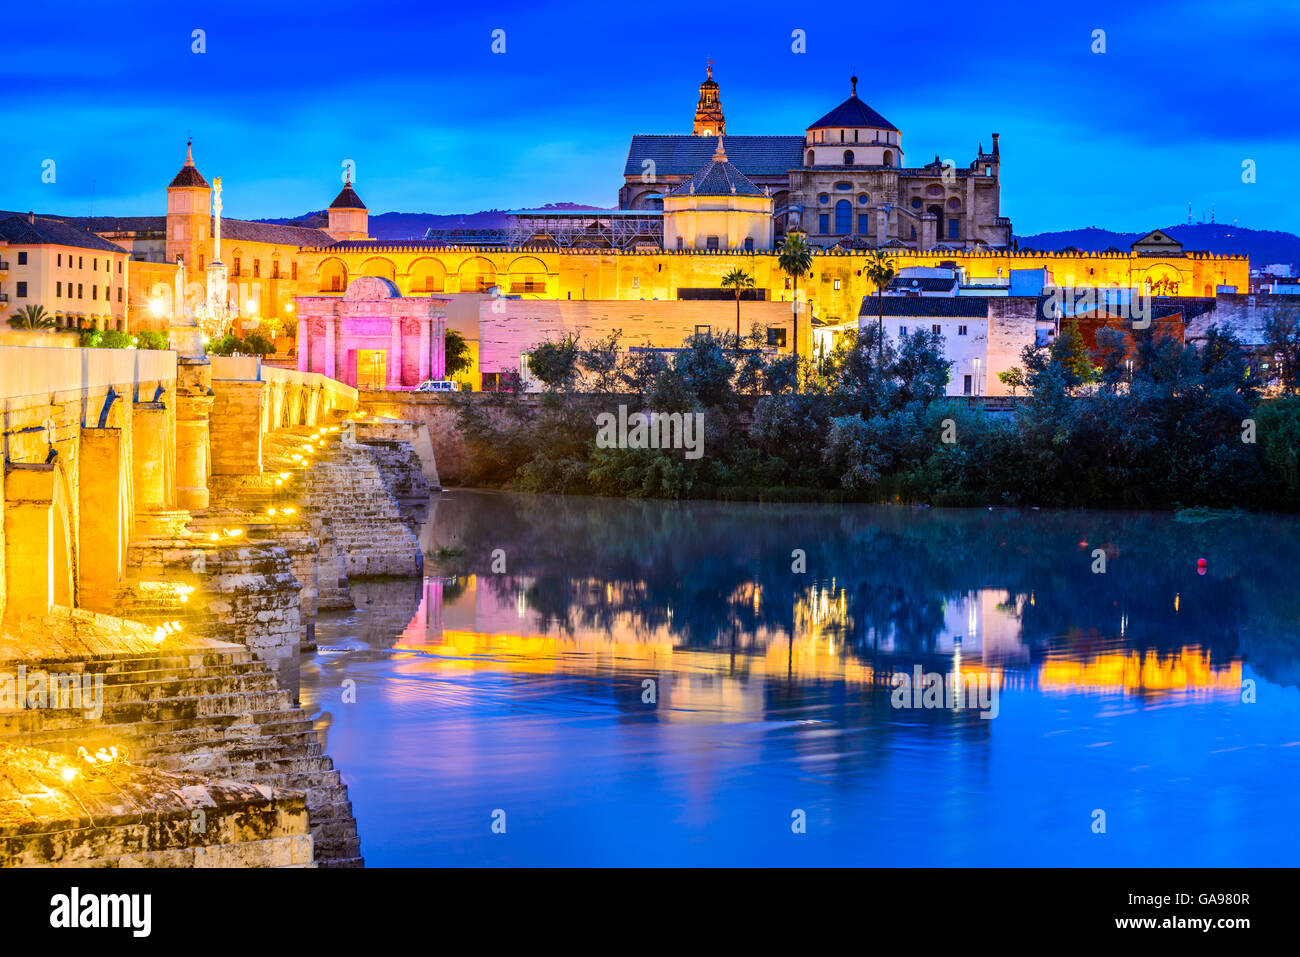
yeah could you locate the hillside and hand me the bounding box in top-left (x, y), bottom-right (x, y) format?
top-left (256, 207), bottom-right (1298, 268)
top-left (1013, 223), bottom-right (1299, 268)
top-left (257, 203), bottom-right (613, 240)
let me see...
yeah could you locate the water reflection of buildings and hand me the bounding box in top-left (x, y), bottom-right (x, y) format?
top-left (392, 576), bottom-right (1241, 701)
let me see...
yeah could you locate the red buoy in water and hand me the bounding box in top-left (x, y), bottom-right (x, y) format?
top-left (1197, 558), bottom-right (1208, 575)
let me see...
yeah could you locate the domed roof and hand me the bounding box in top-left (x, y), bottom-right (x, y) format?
top-left (808, 76), bottom-right (898, 132)
top-left (667, 138), bottom-right (767, 198)
top-left (342, 276), bottom-right (399, 300)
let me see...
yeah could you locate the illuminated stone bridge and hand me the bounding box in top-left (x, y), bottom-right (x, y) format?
top-left (0, 341), bottom-right (436, 867)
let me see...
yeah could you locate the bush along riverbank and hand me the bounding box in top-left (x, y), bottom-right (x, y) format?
top-left (452, 323), bottom-right (1300, 510)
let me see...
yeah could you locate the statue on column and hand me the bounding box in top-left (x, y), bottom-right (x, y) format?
top-left (195, 175), bottom-right (233, 340)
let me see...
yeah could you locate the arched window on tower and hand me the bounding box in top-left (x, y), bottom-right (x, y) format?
top-left (834, 199), bottom-right (851, 234)
top-left (843, 150), bottom-right (854, 166)
top-left (807, 150), bottom-right (815, 166)
top-left (883, 150), bottom-right (895, 167)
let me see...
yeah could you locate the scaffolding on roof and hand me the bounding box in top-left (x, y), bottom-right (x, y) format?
top-left (506, 209), bottom-right (664, 251)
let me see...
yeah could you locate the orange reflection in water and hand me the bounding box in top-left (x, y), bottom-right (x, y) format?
top-left (1039, 648), bottom-right (1240, 696)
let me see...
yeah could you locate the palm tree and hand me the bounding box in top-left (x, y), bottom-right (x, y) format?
top-left (720, 268), bottom-right (755, 351)
top-left (864, 249), bottom-right (897, 364)
top-left (8, 304), bottom-right (55, 330)
top-left (777, 231), bottom-right (813, 368)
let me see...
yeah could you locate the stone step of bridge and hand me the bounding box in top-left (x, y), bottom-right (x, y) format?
top-left (0, 645), bottom-right (362, 867)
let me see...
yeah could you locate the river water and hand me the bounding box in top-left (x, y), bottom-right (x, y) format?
top-left (300, 490), bottom-right (1300, 866)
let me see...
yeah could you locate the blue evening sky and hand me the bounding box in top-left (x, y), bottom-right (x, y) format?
top-left (2, 0), bottom-right (1297, 234)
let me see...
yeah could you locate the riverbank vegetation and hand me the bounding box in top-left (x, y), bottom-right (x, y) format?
top-left (453, 322), bottom-right (1300, 510)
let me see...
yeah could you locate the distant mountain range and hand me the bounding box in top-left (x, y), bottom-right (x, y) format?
top-left (256, 208), bottom-right (1298, 268)
top-left (1014, 224), bottom-right (1299, 268)
top-left (257, 204), bottom-right (610, 239)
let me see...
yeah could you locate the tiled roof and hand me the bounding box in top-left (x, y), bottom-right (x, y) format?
top-left (667, 150), bottom-right (767, 198)
top-left (858, 296), bottom-right (989, 317)
top-left (329, 184), bottom-right (366, 210)
top-left (624, 135), bottom-right (804, 177)
top-left (808, 94), bottom-right (898, 132)
top-left (220, 219), bottom-right (335, 247)
top-left (64, 215), bottom-right (166, 234)
top-left (887, 276), bottom-right (959, 293)
top-left (169, 165), bottom-right (209, 188)
top-left (0, 214), bottom-right (128, 253)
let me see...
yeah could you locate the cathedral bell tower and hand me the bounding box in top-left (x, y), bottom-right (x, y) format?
top-left (693, 61), bottom-right (726, 137)
top-left (165, 138), bottom-right (212, 268)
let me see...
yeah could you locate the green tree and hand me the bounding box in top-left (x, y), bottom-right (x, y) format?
top-left (720, 268), bottom-right (755, 350)
top-left (1263, 303), bottom-right (1300, 395)
top-left (8, 304), bottom-right (55, 329)
top-left (777, 232), bottom-right (813, 373)
top-left (134, 330), bottom-right (170, 350)
top-left (444, 329), bottom-right (472, 378)
top-left (863, 249), bottom-right (898, 364)
top-left (997, 366), bottom-right (1026, 396)
top-left (526, 335), bottom-right (581, 393)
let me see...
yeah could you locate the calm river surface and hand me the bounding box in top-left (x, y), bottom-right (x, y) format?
top-left (300, 490), bottom-right (1300, 866)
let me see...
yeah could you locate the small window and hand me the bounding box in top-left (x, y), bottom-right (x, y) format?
top-left (706, 236), bottom-right (719, 250)
top-left (958, 325), bottom-right (968, 336)
top-left (843, 150), bottom-right (854, 166)
top-left (253, 260), bottom-right (260, 278)
top-left (948, 219), bottom-right (959, 239)
top-left (233, 257), bottom-right (241, 276)
top-left (911, 198), bottom-right (922, 209)
top-left (806, 150), bottom-right (814, 166)
top-left (695, 324), bottom-right (711, 336)
top-left (858, 194), bottom-right (870, 205)
top-left (93, 258), bottom-right (97, 270)
top-left (899, 325), bottom-right (908, 336)
top-left (16, 281), bottom-right (27, 297)
top-left (57, 253), bottom-right (62, 266)
top-left (819, 213), bottom-right (829, 233)
top-left (18, 251), bottom-right (28, 265)
top-left (985, 165), bottom-right (992, 176)
top-left (117, 261), bottom-right (122, 273)
top-left (858, 214), bottom-right (870, 234)
top-left (272, 261), bottom-right (280, 279)
top-left (92, 285), bottom-right (97, 300)
top-left (766, 327), bottom-right (787, 348)
top-left (931, 324), bottom-right (941, 334)
top-left (198, 254), bottom-right (204, 269)
top-left (56, 281), bottom-right (62, 296)
top-left (291, 262), bottom-right (298, 280)
top-left (833, 279), bottom-right (841, 291)
top-left (118, 288), bottom-right (122, 302)
top-left (744, 237), bottom-right (754, 251)
top-left (77, 284), bottom-right (83, 298)
top-left (78, 256), bottom-right (83, 268)
top-left (818, 193), bottom-right (829, 204)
